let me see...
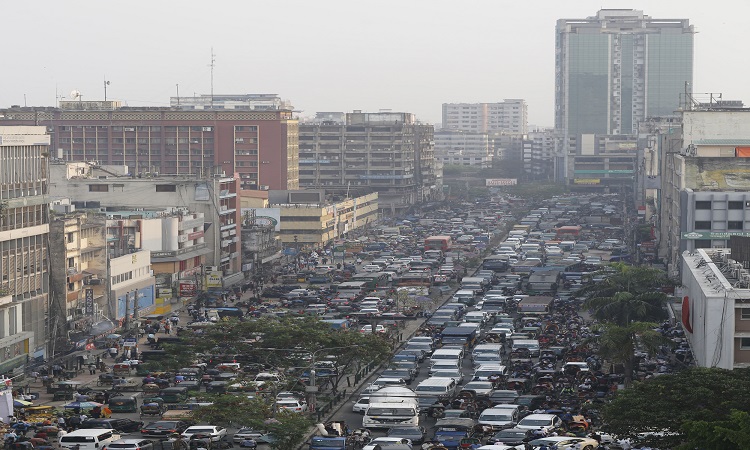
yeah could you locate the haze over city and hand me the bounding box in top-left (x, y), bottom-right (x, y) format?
top-left (4, 0), bottom-right (748, 126)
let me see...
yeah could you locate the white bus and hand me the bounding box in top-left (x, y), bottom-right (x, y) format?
top-left (362, 399), bottom-right (419, 429)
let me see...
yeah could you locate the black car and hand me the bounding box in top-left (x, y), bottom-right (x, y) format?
top-left (140, 420), bottom-right (191, 437)
top-left (489, 390), bottom-right (520, 406)
top-left (490, 427), bottom-right (534, 446)
top-left (514, 394), bottom-right (546, 411)
top-left (81, 418), bottom-right (144, 433)
top-left (387, 426), bottom-right (426, 445)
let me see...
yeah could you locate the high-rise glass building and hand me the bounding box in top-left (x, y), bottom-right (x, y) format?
top-left (555, 9), bottom-right (694, 137)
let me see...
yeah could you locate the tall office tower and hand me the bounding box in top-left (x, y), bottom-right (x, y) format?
top-left (0, 126), bottom-right (50, 371)
top-left (554, 9), bottom-right (694, 182)
top-left (555, 9), bottom-right (693, 137)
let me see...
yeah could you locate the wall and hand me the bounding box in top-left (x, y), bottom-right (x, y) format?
top-left (683, 111), bottom-right (750, 143)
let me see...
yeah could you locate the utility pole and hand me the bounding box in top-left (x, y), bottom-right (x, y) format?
top-left (104, 77), bottom-right (110, 101)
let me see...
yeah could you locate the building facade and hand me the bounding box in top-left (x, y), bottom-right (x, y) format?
top-left (0, 126), bottom-right (50, 372)
top-left (0, 106), bottom-right (299, 191)
top-left (434, 131), bottom-right (491, 167)
top-left (298, 111), bottom-right (439, 214)
top-left (681, 249), bottom-right (750, 369)
top-left (49, 163), bottom-right (243, 286)
top-left (268, 191), bottom-right (379, 247)
top-left (170, 94), bottom-right (292, 111)
top-left (555, 9), bottom-right (694, 181)
top-left (442, 100), bottom-right (527, 134)
top-left (523, 129), bottom-right (556, 179)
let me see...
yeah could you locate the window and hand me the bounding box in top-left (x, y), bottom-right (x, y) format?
top-left (89, 185), bottom-right (109, 192)
top-left (729, 201), bottom-right (744, 210)
top-left (155, 185), bottom-right (176, 192)
top-left (694, 221), bottom-right (712, 230)
top-left (742, 308), bottom-right (750, 320)
top-left (741, 337), bottom-right (750, 349)
top-left (729, 221), bottom-right (744, 230)
top-left (695, 201), bottom-right (712, 210)
top-left (694, 240), bottom-right (712, 249)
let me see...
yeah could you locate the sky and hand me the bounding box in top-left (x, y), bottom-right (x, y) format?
top-left (3, 0), bottom-right (748, 127)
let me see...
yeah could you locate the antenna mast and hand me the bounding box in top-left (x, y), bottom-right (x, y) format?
top-left (104, 77), bottom-right (110, 101)
top-left (209, 47), bottom-right (216, 108)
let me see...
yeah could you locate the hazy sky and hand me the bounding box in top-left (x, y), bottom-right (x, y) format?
top-left (3, 0), bottom-right (747, 127)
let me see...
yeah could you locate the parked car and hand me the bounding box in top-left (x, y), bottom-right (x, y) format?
top-left (181, 425), bottom-right (227, 442)
top-left (140, 421), bottom-right (190, 438)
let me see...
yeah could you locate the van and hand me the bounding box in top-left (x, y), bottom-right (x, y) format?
top-left (60, 429), bottom-right (120, 450)
top-left (451, 290), bottom-right (476, 305)
top-left (429, 360), bottom-right (461, 375)
top-left (472, 344), bottom-right (503, 360)
top-left (511, 339), bottom-right (541, 357)
top-left (160, 386), bottom-right (189, 403)
top-left (472, 364), bottom-right (508, 382)
top-left (414, 377), bottom-right (458, 400)
top-left (464, 311), bottom-right (488, 325)
top-left (431, 348), bottom-right (465, 361)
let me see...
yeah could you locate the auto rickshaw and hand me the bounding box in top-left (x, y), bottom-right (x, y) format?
top-left (52, 381), bottom-right (81, 401)
top-left (97, 373), bottom-right (116, 387)
top-left (458, 437), bottom-right (481, 449)
top-left (143, 383), bottom-right (161, 396)
top-left (140, 398), bottom-right (166, 418)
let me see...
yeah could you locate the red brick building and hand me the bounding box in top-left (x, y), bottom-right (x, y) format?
top-left (0, 105), bottom-right (299, 191)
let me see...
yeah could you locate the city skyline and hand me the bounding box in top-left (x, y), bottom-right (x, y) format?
top-left (3, 0), bottom-right (748, 126)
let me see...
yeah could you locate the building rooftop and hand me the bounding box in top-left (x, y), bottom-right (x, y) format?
top-left (683, 249), bottom-right (750, 294)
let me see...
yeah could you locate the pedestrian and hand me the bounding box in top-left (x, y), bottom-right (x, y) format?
top-left (108, 347), bottom-right (118, 359)
top-left (164, 323), bottom-right (171, 335)
top-left (88, 363), bottom-right (96, 375)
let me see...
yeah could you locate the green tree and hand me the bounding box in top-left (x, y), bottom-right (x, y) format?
top-left (577, 263), bottom-right (670, 299)
top-left (602, 368), bottom-right (750, 448)
top-left (680, 409), bottom-right (750, 450)
top-left (584, 291), bottom-right (667, 326)
top-left (593, 322), bottom-right (669, 387)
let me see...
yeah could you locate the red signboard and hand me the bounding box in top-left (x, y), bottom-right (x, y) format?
top-left (179, 281), bottom-right (197, 297)
top-left (188, 231), bottom-right (204, 240)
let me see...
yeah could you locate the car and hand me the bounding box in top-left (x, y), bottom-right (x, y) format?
top-left (527, 436), bottom-right (600, 450)
top-left (489, 390), bottom-right (520, 405)
top-left (352, 397), bottom-right (371, 414)
top-left (104, 439), bottom-right (155, 450)
top-left (387, 426), bottom-right (426, 445)
top-left (362, 437), bottom-right (413, 450)
top-left (82, 418), bottom-right (144, 433)
top-left (461, 381), bottom-right (495, 397)
top-left (232, 428), bottom-right (271, 444)
top-left (276, 399), bottom-right (308, 413)
top-left (182, 425), bottom-right (227, 442)
top-left (140, 421), bottom-right (191, 438)
top-left (515, 414), bottom-right (564, 435)
top-left (490, 427), bottom-right (534, 446)
top-left (360, 324), bottom-right (387, 333)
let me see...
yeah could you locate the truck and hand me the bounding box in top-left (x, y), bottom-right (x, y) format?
top-left (516, 296), bottom-right (554, 315)
top-left (440, 326), bottom-right (478, 348)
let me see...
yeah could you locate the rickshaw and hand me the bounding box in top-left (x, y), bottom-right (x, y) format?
top-left (108, 395), bottom-right (138, 413)
top-left (143, 383), bottom-right (161, 396)
top-left (97, 373), bottom-right (116, 387)
top-left (506, 378), bottom-right (531, 393)
top-left (87, 391), bottom-right (107, 404)
top-left (140, 399), bottom-right (166, 418)
top-left (52, 381), bottom-right (81, 401)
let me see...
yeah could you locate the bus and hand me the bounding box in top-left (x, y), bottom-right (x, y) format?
top-left (424, 235), bottom-right (453, 252)
top-left (351, 272), bottom-right (391, 289)
top-left (396, 272), bottom-right (433, 287)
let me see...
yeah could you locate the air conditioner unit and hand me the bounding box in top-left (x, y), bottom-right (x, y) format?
top-left (260, 185), bottom-right (269, 190)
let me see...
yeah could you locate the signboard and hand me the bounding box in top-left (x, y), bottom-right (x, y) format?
top-left (123, 338), bottom-right (137, 348)
top-left (573, 179), bottom-right (601, 185)
top-left (682, 231), bottom-right (750, 240)
top-left (188, 231), bottom-right (204, 240)
top-left (485, 178), bottom-right (518, 187)
top-left (158, 288), bottom-right (172, 298)
top-left (85, 289), bottom-right (94, 316)
top-left (283, 248), bottom-right (298, 256)
top-left (179, 281), bottom-right (197, 297)
top-left (241, 208), bottom-right (281, 231)
top-left (206, 271), bottom-right (223, 288)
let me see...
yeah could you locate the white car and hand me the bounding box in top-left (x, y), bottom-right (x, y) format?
top-left (276, 399), bottom-right (308, 413)
top-left (527, 436), bottom-right (600, 450)
top-left (360, 324), bottom-right (386, 333)
top-left (363, 437), bottom-right (413, 450)
top-left (516, 414), bottom-right (564, 435)
top-left (182, 426), bottom-right (227, 442)
top-left (352, 396), bottom-right (370, 414)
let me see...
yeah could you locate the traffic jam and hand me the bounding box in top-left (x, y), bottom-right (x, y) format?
top-left (313, 193), bottom-right (684, 450)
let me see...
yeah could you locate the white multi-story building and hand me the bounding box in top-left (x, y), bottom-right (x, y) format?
top-left (169, 93), bottom-right (293, 111)
top-left (442, 100), bottom-right (527, 134)
top-left (434, 131), bottom-right (491, 167)
top-left (523, 129), bottom-right (556, 178)
top-left (0, 126), bottom-right (50, 371)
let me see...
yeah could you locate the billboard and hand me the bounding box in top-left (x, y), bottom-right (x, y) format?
top-left (241, 208), bottom-right (281, 231)
top-left (574, 179), bottom-right (601, 185)
top-left (206, 271), bottom-right (223, 288)
top-left (682, 231), bottom-right (750, 239)
top-left (485, 178), bottom-right (518, 186)
top-left (85, 289), bottom-right (94, 316)
top-left (179, 281), bottom-right (197, 297)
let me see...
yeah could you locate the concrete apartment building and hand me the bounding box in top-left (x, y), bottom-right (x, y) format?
top-left (659, 109), bottom-right (750, 277)
top-left (554, 9), bottom-right (694, 182)
top-left (0, 126), bottom-right (50, 372)
top-left (0, 103), bottom-right (299, 192)
top-left (298, 111), bottom-right (440, 215)
top-left (434, 130), bottom-right (491, 167)
top-left (681, 248), bottom-right (750, 369)
top-left (268, 190), bottom-right (379, 248)
top-left (49, 163), bottom-right (243, 286)
top-left (523, 129), bottom-right (556, 179)
top-left (442, 100), bottom-right (528, 134)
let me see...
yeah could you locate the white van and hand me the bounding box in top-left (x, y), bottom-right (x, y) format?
top-left (511, 339), bottom-right (541, 357)
top-left (414, 377), bottom-right (458, 400)
top-left (431, 348), bottom-right (464, 361)
top-left (60, 429), bottom-right (120, 450)
top-left (429, 360), bottom-right (461, 375)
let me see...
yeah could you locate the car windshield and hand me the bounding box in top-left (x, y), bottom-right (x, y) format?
top-left (367, 407), bottom-right (414, 416)
top-left (521, 419), bottom-right (551, 426)
top-left (464, 382), bottom-right (492, 390)
top-left (482, 413), bottom-right (513, 421)
top-left (496, 431), bottom-right (526, 438)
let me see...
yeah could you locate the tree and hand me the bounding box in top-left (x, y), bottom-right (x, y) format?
top-left (593, 322), bottom-right (669, 386)
top-left (191, 395), bottom-right (313, 449)
top-left (577, 263), bottom-right (670, 299)
top-left (584, 291), bottom-right (667, 327)
top-left (602, 368), bottom-right (750, 448)
top-left (680, 410), bottom-right (750, 450)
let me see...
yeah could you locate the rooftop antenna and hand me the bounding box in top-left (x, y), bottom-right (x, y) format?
top-left (104, 77), bottom-right (111, 101)
top-left (209, 47), bottom-right (216, 108)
